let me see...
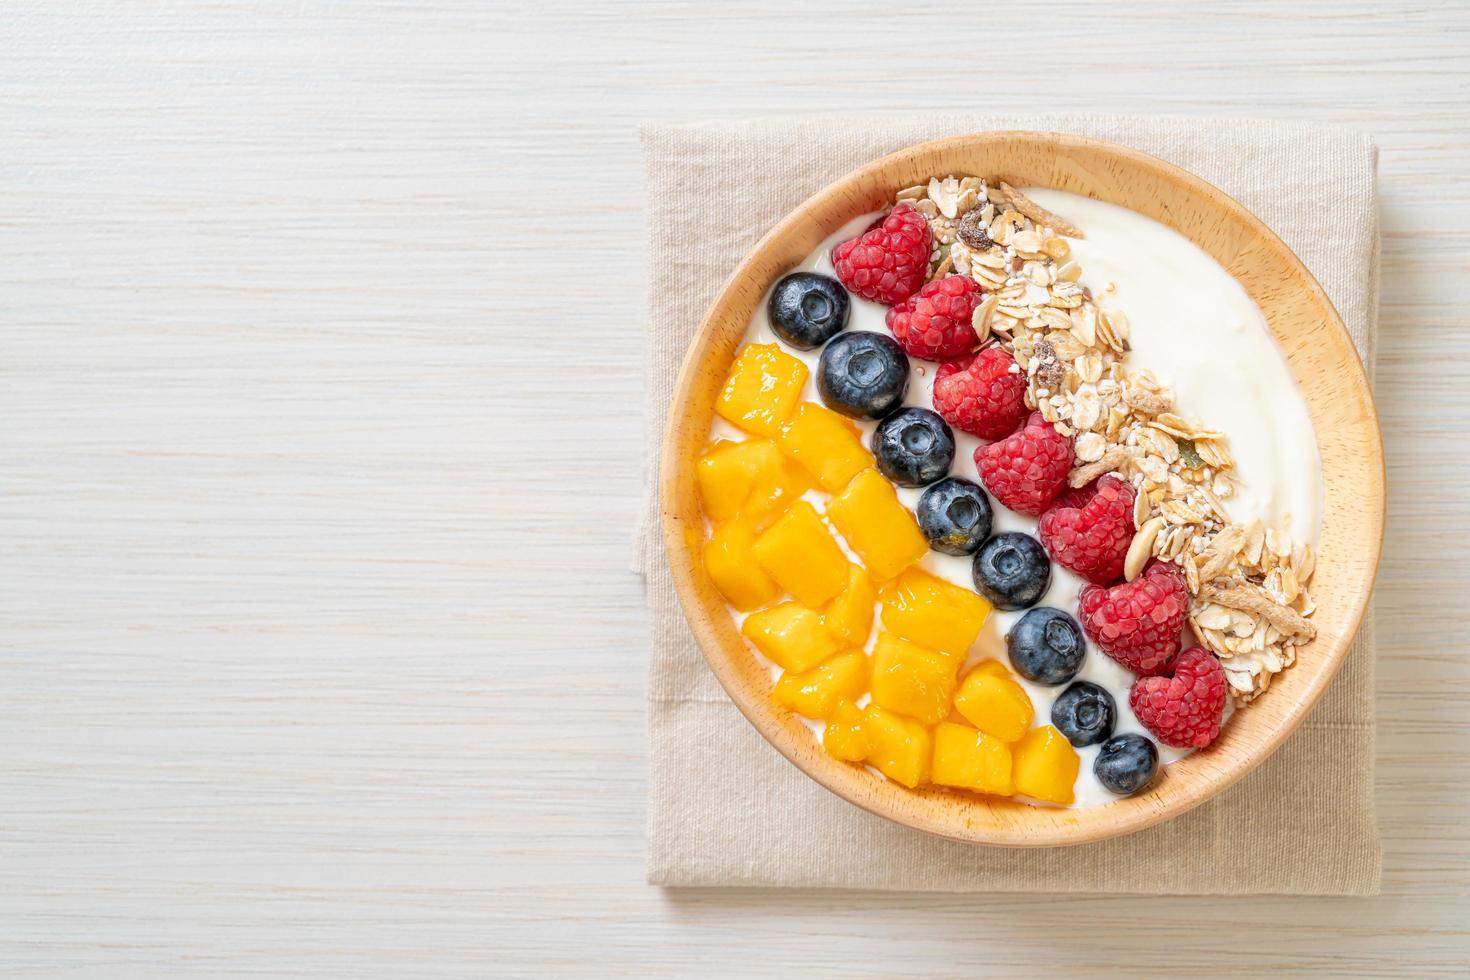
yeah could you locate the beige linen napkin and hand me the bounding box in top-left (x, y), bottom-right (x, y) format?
top-left (636, 116), bottom-right (1379, 895)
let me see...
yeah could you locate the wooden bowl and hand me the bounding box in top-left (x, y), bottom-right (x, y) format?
top-left (659, 132), bottom-right (1383, 846)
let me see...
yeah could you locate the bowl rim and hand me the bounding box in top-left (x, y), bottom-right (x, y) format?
top-left (659, 130), bottom-right (1384, 847)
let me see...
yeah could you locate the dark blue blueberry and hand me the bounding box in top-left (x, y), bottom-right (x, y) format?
top-left (1051, 681), bottom-right (1116, 747)
top-left (917, 478), bottom-right (992, 556)
top-left (972, 532), bottom-right (1051, 610)
top-left (1093, 733), bottom-right (1160, 796)
top-left (817, 331), bottom-right (910, 420)
top-left (873, 408), bottom-right (955, 487)
top-left (1006, 606), bottom-right (1085, 685)
top-left (767, 272), bottom-right (850, 350)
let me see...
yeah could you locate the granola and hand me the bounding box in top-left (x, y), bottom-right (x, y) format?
top-left (895, 176), bottom-right (1318, 703)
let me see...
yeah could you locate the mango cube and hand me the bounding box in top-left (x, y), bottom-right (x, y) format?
top-left (1012, 725), bottom-right (1081, 805)
top-left (869, 632), bottom-right (960, 726)
top-left (773, 651), bottom-right (868, 721)
top-left (823, 564), bottom-right (874, 647)
top-left (777, 402), bottom-right (874, 492)
top-left (696, 438), bottom-right (811, 524)
top-left (704, 519), bottom-right (780, 610)
top-left (753, 501), bottom-right (849, 608)
top-left (953, 665), bottom-right (1034, 743)
top-left (931, 722), bottom-right (1015, 796)
top-left (863, 705), bottom-right (931, 788)
top-left (825, 468), bottom-right (928, 581)
top-left (716, 343), bottom-right (808, 437)
top-left (972, 658), bottom-right (1010, 679)
top-left (878, 567), bottom-right (992, 656)
top-left (741, 602), bottom-right (838, 673)
top-left (823, 698), bottom-right (869, 762)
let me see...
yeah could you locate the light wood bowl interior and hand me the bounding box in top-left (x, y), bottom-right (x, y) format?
top-left (659, 132), bottom-right (1383, 846)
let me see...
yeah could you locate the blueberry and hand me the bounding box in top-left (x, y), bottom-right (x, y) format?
top-left (817, 332), bottom-right (910, 420)
top-left (972, 532), bottom-right (1051, 610)
top-left (1093, 733), bottom-right (1160, 796)
top-left (768, 272), bottom-right (850, 350)
top-left (873, 408), bottom-right (954, 487)
top-left (917, 478), bottom-right (992, 556)
top-left (1006, 606), bottom-right (1085, 685)
top-left (1051, 681), bottom-right (1116, 747)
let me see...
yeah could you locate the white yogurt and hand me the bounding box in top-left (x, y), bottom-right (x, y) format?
top-left (1024, 189), bottom-right (1322, 543)
top-left (713, 191), bottom-right (1321, 807)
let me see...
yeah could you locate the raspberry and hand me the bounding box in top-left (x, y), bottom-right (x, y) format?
top-left (932, 347), bottom-right (1028, 439)
top-left (973, 412), bottom-right (1072, 516)
top-left (884, 275), bottom-right (983, 360)
top-left (830, 203), bottom-right (932, 305)
top-left (1077, 559), bottom-right (1189, 675)
top-left (1129, 647), bottom-right (1228, 748)
top-left (1038, 475), bottom-right (1137, 585)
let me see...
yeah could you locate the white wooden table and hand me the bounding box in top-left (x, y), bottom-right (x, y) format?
top-left (1, 2), bottom-right (1467, 975)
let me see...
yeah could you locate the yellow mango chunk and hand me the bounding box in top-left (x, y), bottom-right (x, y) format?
top-left (869, 632), bottom-right (960, 726)
top-left (741, 601), bottom-right (839, 673)
top-left (704, 519), bottom-right (780, 611)
top-left (863, 705), bottom-right (931, 788)
top-left (823, 698), bottom-right (869, 761)
top-left (773, 651), bottom-right (868, 721)
top-left (777, 402), bottom-right (875, 492)
top-left (953, 665), bottom-right (1034, 743)
top-left (932, 722), bottom-right (1015, 796)
top-left (1012, 725), bottom-right (1081, 805)
top-left (696, 438), bottom-right (811, 524)
top-left (823, 564), bottom-right (874, 647)
top-left (972, 658), bottom-right (1010, 679)
top-left (825, 468), bottom-right (928, 581)
top-left (878, 567), bottom-right (992, 657)
top-left (752, 501), bottom-right (849, 608)
top-left (716, 343), bottom-right (808, 437)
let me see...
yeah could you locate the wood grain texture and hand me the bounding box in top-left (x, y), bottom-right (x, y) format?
top-left (0, 0), bottom-right (1465, 975)
top-left (662, 132), bottom-right (1381, 847)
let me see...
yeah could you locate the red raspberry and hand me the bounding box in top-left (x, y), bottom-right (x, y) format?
top-left (1078, 559), bottom-right (1189, 675)
top-left (1038, 475), bottom-right (1137, 585)
top-left (932, 347), bottom-right (1028, 439)
top-left (1130, 647), bottom-right (1228, 748)
top-left (973, 412), bottom-right (1072, 516)
top-left (830, 202), bottom-right (931, 305)
top-left (884, 275), bottom-right (983, 360)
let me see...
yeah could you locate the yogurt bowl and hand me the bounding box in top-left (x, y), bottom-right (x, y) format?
top-left (659, 132), bottom-right (1383, 846)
